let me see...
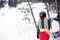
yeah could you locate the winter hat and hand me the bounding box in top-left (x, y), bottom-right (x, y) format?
top-left (39, 11), bottom-right (46, 18)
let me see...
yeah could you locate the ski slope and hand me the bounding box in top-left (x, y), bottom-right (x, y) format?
top-left (0, 2), bottom-right (59, 40)
top-left (0, 3), bottom-right (38, 40)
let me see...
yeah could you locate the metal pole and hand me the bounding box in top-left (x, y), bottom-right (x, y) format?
top-left (27, 0), bottom-right (37, 28)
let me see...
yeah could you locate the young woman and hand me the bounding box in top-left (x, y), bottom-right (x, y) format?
top-left (37, 11), bottom-right (50, 40)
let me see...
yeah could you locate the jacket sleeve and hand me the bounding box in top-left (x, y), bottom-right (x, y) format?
top-left (36, 20), bottom-right (40, 39)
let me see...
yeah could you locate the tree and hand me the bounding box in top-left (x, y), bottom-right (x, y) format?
top-left (0, 0), bottom-right (4, 8)
top-left (8, 0), bottom-right (18, 7)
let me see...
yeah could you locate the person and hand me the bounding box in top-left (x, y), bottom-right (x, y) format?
top-left (49, 18), bottom-right (60, 40)
top-left (37, 11), bottom-right (50, 40)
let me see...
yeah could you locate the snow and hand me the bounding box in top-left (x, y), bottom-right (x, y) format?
top-left (0, 4), bottom-right (22, 40)
top-left (0, 3), bottom-right (38, 40)
top-left (51, 20), bottom-right (59, 32)
top-left (49, 20), bottom-right (60, 40)
top-left (0, 2), bottom-right (59, 40)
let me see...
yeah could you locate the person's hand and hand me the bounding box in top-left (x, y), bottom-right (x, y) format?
top-left (37, 34), bottom-right (39, 39)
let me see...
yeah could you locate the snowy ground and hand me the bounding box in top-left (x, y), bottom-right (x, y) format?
top-left (0, 2), bottom-right (59, 40)
top-left (0, 3), bottom-right (38, 40)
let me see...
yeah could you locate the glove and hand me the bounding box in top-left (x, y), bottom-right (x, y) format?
top-left (37, 28), bottom-right (40, 39)
top-left (37, 33), bottom-right (39, 39)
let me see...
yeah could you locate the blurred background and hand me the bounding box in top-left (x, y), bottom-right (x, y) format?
top-left (0, 0), bottom-right (60, 40)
